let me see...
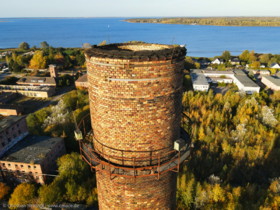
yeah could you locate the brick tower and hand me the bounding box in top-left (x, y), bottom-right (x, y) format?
top-left (81, 43), bottom-right (190, 210)
top-left (49, 64), bottom-right (58, 78)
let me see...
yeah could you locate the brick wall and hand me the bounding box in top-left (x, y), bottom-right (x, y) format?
top-left (0, 118), bottom-right (29, 157)
top-left (96, 171), bottom-right (177, 210)
top-left (86, 43), bottom-right (186, 210)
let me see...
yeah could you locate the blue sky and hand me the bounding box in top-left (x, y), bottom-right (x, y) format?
top-left (1, 0), bottom-right (280, 18)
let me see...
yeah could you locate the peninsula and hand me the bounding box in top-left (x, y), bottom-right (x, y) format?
top-left (125, 17), bottom-right (280, 27)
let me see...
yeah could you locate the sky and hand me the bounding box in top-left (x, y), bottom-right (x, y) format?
top-left (1, 0), bottom-right (280, 18)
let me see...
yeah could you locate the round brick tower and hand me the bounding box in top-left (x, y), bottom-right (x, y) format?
top-left (84, 43), bottom-right (187, 210)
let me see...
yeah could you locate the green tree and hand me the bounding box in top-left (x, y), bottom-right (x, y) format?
top-left (40, 41), bottom-right (49, 49)
top-left (12, 62), bottom-right (21, 73)
top-left (66, 79), bottom-right (70, 86)
top-left (9, 183), bottom-right (36, 210)
top-left (239, 50), bottom-right (250, 62)
top-left (38, 180), bottom-right (63, 206)
top-left (222, 50), bottom-right (231, 62)
top-left (251, 61), bottom-right (261, 69)
top-left (259, 54), bottom-right (270, 64)
top-left (19, 42), bottom-right (30, 50)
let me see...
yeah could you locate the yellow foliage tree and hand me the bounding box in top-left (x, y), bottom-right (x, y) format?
top-left (0, 183), bottom-right (10, 200)
top-left (9, 183), bottom-right (36, 209)
top-left (29, 51), bottom-right (47, 69)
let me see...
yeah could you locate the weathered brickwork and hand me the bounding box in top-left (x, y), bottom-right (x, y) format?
top-left (85, 43), bottom-right (186, 210)
top-left (96, 171), bottom-right (177, 210)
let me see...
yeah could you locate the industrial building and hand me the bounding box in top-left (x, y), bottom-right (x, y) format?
top-left (79, 43), bottom-right (191, 209)
top-left (233, 75), bottom-right (260, 94)
top-left (75, 74), bottom-right (88, 88)
top-left (16, 77), bottom-right (57, 87)
top-left (0, 116), bottom-right (29, 158)
top-left (0, 135), bottom-right (66, 184)
top-left (261, 75), bottom-right (280, 91)
top-left (0, 85), bottom-right (55, 98)
top-left (0, 105), bottom-right (24, 116)
top-left (191, 72), bottom-right (209, 92)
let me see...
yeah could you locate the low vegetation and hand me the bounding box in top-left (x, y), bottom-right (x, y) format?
top-left (126, 17), bottom-right (280, 27)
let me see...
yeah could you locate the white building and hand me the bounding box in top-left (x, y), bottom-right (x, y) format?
top-left (211, 58), bottom-right (224, 65)
top-left (261, 76), bottom-right (280, 91)
top-left (270, 63), bottom-right (280, 69)
top-left (233, 75), bottom-right (260, 94)
top-left (229, 57), bottom-right (240, 65)
top-left (190, 72), bottom-right (209, 92)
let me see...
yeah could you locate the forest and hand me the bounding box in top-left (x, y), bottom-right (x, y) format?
top-left (177, 88), bottom-right (280, 209)
top-left (125, 17), bottom-right (280, 27)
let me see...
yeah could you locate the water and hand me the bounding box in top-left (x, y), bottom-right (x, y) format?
top-left (1, 18), bottom-right (280, 58)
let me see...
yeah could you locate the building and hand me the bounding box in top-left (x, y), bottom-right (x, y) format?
top-left (260, 64), bottom-right (266, 68)
top-left (203, 70), bottom-right (235, 83)
top-left (49, 64), bottom-right (59, 78)
top-left (270, 63), bottom-right (280, 69)
top-left (0, 85), bottom-right (55, 98)
top-left (0, 135), bottom-right (66, 184)
top-left (0, 116), bottom-right (29, 158)
top-left (0, 105), bottom-right (24, 116)
top-left (191, 72), bottom-right (210, 91)
top-left (0, 92), bottom-right (17, 104)
top-left (275, 71), bottom-right (280, 79)
top-left (81, 43), bottom-right (191, 209)
top-left (199, 60), bottom-right (210, 66)
top-left (211, 58), bottom-right (224, 65)
top-left (252, 70), bottom-right (270, 75)
top-left (233, 75), bottom-right (260, 94)
top-left (75, 74), bottom-right (88, 88)
top-left (261, 75), bottom-right (280, 91)
top-left (16, 77), bottom-right (56, 87)
top-left (230, 57), bottom-right (240, 65)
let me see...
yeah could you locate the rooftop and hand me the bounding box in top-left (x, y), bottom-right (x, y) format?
top-left (202, 70), bottom-right (234, 75)
top-left (17, 77), bottom-right (56, 85)
top-left (262, 75), bottom-right (280, 86)
top-left (0, 92), bottom-right (16, 101)
top-left (191, 73), bottom-right (209, 86)
top-left (0, 115), bottom-right (25, 133)
top-left (76, 74), bottom-right (87, 83)
top-left (233, 69), bottom-right (247, 76)
top-left (235, 75), bottom-right (259, 87)
top-left (0, 85), bottom-right (53, 92)
top-left (0, 135), bottom-right (63, 164)
top-left (190, 69), bottom-right (203, 74)
top-left (85, 43), bottom-right (187, 60)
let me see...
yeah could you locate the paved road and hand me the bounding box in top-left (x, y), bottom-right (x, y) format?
top-left (211, 86), bottom-right (230, 95)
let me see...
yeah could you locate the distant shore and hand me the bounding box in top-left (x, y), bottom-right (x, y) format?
top-left (125, 17), bottom-right (280, 27)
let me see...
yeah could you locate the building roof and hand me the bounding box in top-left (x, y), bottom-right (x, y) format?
top-left (191, 73), bottom-right (209, 86)
top-left (76, 74), bottom-right (87, 83)
top-left (0, 135), bottom-right (63, 164)
top-left (0, 92), bottom-right (16, 101)
top-left (0, 115), bottom-right (25, 133)
top-left (234, 75), bottom-right (259, 87)
top-left (270, 63), bottom-right (280, 68)
top-left (231, 57), bottom-right (240, 62)
top-left (203, 70), bottom-right (234, 75)
top-left (17, 77), bottom-right (56, 85)
top-left (233, 69), bottom-right (247, 76)
top-left (190, 69), bottom-right (203, 74)
top-left (0, 104), bottom-right (24, 110)
top-left (262, 75), bottom-right (280, 86)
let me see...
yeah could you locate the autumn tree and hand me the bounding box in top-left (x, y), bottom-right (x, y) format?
top-left (29, 51), bottom-right (47, 69)
top-left (98, 40), bottom-right (107, 46)
top-left (0, 183), bottom-right (10, 200)
top-left (239, 50), bottom-right (250, 62)
top-left (259, 54), bottom-right (270, 64)
top-left (9, 183), bottom-right (37, 209)
top-left (222, 50), bottom-right (231, 62)
top-left (251, 61), bottom-right (261, 69)
top-left (19, 42), bottom-right (30, 50)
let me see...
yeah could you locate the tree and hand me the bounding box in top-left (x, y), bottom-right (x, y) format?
top-left (239, 50), bottom-right (250, 62)
top-left (29, 51), bottom-right (47, 69)
top-left (194, 62), bottom-right (200, 69)
top-left (222, 51), bottom-right (231, 62)
top-left (9, 183), bottom-right (36, 209)
top-left (19, 42), bottom-right (30, 50)
top-left (259, 54), bottom-right (270, 64)
top-left (38, 180), bottom-right (63, 206)
top-left (40, 41), bottom-right (49, 49)
top-left (82, 43), bottom-right (91, 49)
top-left (248, 50), bottom-right (257, 63)
top-left (0, 183), bottom-right (10, 200)
top-left (251, 61), bottom-right (261, 69)
top-left (12, 61), bottom-right (21, 73)
top-left (66, 79), bottom-right (70, 86)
